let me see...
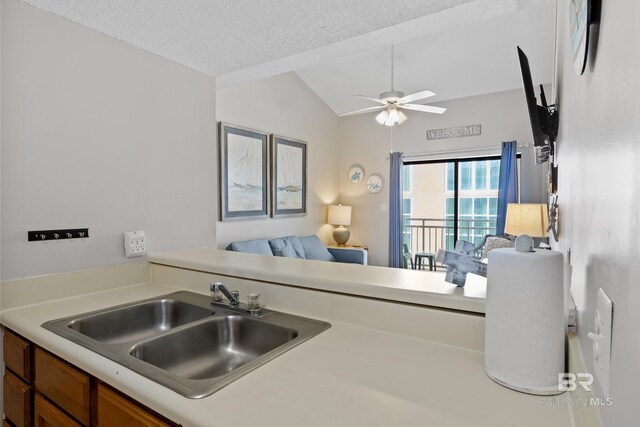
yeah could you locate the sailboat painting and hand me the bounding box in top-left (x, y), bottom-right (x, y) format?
top-left (272, 136), bottom-right (307, 217)
top-left (219, 123), bottom-right (269, 220)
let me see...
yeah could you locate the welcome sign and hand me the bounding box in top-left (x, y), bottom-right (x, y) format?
top-left (426, 124), bottom-right (482, 140)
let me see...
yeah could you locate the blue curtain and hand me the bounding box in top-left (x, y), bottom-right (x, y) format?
top-left (388, 152), bottom-right (404, 268)
top-left (496, 141), bottom-right (519, 235)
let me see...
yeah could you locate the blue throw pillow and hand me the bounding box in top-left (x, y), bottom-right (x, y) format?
top-left (268, 236), bottom-right (306, 259)
top-left (299, 235), bottom-right (335, 262)
top-left (228, 239), bottom-right (273, 255)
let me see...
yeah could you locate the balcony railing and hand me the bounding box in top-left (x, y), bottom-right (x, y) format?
top-left (402, 217), bottom-right (496, 268)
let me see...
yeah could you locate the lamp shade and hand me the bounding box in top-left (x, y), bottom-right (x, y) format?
top-left (505, 203), bottom-right (549, 237)
top-left (376, 110), bottom-right (389, 125)
top-left (327, 205), bottom-right (352, 226)
top-left (397, 110), bottom-right (407, 124)
top-left (375, 107), bottom-right (407, 126)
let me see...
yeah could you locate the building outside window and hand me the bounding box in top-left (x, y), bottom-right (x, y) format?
top-left (402, 198), bottom-right (412, 246)
top-left (402, 166), bottom-right (412, 247)
top-left (444, 160), bottom-right (501, 247)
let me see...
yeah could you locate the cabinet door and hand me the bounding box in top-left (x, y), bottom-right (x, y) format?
top-left (3, 329), bottom-right (32, 382)
top-left (34, 393), bottom-right (82, 427)
top-left (34, 348), bottom-right (91, 426)
top-left (96, 383), bottom-right (174, 427)
top-left (3, 371), bottom-right (32, 427)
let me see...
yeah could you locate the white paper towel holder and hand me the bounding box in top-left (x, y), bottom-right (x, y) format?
top-left (515, 234), bottom-right (534, 252)
top-left (484, 247), bottom-right (565, 396)
top-left (485, 369), bottom-right (563, 395)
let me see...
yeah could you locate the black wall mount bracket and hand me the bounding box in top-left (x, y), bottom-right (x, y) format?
top-left (28, 228), bottom-right (90, 241)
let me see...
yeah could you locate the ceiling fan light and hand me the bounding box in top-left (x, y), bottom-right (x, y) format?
top-left (397, 110), bottom-right (407, 124)
top-left (384, 117), bottom-right (395, 126)
top-left (376, 110), bottom-right (389, 124)
top-left (387, 108), bottom-right (399, 123)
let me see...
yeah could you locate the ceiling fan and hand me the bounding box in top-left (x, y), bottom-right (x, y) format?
top-left (339, 45), bottom-right (446, 126)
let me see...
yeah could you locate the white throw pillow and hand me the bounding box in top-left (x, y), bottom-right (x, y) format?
top-left (482, 237), bottom-right (513, 260)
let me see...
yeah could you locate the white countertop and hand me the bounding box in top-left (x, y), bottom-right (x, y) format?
top-left (149, 248), bottom-right (487, 314)
top-left (0, 283), bottom-right (571, 427)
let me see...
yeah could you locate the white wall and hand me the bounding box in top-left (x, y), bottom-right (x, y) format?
top-left (554, 1), bottom-right (640, 426)
top-left (1, 0), bottom-right (217, 280)
top-left (338, 89), bottom-right (548, 266)
top-left (215, 72), bottom-right (340, 247)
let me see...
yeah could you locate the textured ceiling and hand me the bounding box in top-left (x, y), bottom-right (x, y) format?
top-left (21, 0), bottom-right (476, 76)
top-left (20, 0), bottom-right (554, 90)
top-left (295, 3), bottom-right (556, 114)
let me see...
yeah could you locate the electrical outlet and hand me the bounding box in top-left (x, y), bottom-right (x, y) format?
top-left (124, 231), bottom-right (146, 258)
top-left (588, 288), bottom-right (613, 397)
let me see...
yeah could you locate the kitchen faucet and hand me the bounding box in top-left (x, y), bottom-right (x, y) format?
top-left (210, 282), bottom-right (262, 315)
top-left (210, 282), bottom-right (239, 306)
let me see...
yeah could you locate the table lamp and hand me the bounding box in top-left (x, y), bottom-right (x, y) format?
top-left (328, 204), bottom-right (352, 246)
top-left (504, 203), bottom-right (549, 252)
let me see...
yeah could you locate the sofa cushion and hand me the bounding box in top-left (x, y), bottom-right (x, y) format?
top-left (228, 238), bottom-right (273, 255)
top-left (268, 236), bottom-right (306, 259)
top-left (299, 235), bottom-right (335, 262)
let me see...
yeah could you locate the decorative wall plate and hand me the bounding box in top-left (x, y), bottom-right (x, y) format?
top-left (570, 0), bottom-right (590, 75)
top-left (348, 166), bottom-right (364, 183)
top-left (366, 174), bottom-right (383, 193)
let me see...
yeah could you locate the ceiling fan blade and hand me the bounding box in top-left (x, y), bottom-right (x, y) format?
top-left (339, 105), bottom-right (386, 117)
top-left (353, 95), bottom-right (386, 104)
top-left (398, 89), bottom-right (436, 104)
top-left (401, 104), bottom-right (446, 114)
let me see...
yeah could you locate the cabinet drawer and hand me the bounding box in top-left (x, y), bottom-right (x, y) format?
top-left (96, 383), bottom-right (174, 427)
top-left (34, 348), bottom-right (91, 425)
top-left (34, 393), bottom-right (82, 427)
top-left (3, 330), bottom-right (32, 382)
top-left (3, 371), bottom-right (32, 427)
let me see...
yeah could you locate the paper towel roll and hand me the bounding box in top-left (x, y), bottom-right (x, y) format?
top-left (485, 248), bottom-right (564, 395)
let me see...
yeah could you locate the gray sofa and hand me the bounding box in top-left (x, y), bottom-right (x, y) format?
top-left (226, 235), bottom-right (368, 265)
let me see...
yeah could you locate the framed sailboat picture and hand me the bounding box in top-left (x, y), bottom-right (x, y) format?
top-left (219, 123), bottom-right (270, 220)
top-left (271, 135), bottom-right (307, 217)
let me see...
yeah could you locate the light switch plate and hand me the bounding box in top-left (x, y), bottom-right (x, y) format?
top-left (124, 231), bottom-right (146, 258)
top-left (590, 288), bottom-right (613, 397)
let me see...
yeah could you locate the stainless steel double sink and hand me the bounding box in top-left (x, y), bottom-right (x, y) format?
top-left (42, 291), bottom-right (330, 398)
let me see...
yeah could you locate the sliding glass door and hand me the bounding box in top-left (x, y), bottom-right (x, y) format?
top-left (447, 158), bottom-right (501, 248)
top-left (402, 156), bottom-right (519, 261)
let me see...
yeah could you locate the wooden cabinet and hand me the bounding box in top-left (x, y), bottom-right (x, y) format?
top-left (3, 330), bottom-right (33, 427)
top-left (33, 393), bottom-right (82, 427)
top-left (3, 328), bottom-right (179, 427)
top-left (3, 371), bottom-right (32, 427)
top-left (4, 330), bottom-right (32, 382)
top-left (34, 348), bottom-right (90, 425)
top-left (96, 384), bottom-right (173, 427)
